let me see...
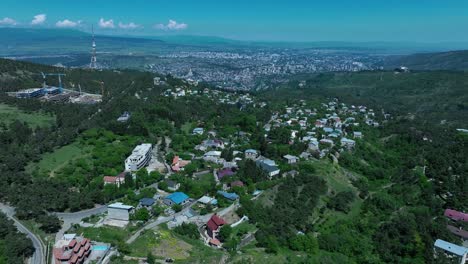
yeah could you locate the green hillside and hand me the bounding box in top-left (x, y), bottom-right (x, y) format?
top-left (266, 71), bottom-right (468, 126)
top-left (384, 50), bottom-right (468, 70)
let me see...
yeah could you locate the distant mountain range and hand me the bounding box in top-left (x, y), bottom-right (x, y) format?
top-left (2, 28), bottom-right (468, 57)
top-left (383, 50), bottom-right (468, 71)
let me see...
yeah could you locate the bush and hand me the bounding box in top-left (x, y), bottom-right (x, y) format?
top-left (174, 222), bottom-right (199, 239)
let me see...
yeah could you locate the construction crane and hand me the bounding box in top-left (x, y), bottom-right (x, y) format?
top-left (38, 72), bottom-right (66, 93)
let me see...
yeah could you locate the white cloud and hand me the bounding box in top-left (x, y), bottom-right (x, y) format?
top-left (56, 19), bottom-right (80, 28)
top-left (98, 18), bottom-right (115, 29)
top-left (0, 17), bottom-right (17, 26)
top-left (118, 22), bottom-right (140, 29)
top-left (31, 14), bottom-right (46, 25)
top-left (154, 19), bottom-right (187, 30)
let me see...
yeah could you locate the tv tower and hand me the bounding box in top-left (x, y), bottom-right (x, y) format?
top-left (89, 25), bottom-right (97, 69)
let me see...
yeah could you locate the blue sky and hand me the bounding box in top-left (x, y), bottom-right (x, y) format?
top-left (1, 0), bottom-right (467, 42)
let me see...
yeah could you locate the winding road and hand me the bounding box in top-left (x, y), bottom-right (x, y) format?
top-left (53, 205), bottom-right (107, 242)
top-left (0, 203), bottom-right (45, 264)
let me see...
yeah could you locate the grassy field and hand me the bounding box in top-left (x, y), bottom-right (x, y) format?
top-left (73, 226), bottom-right (132, 245)
top-left (0, 103), bottom-right (55, 128)
top-left (129, 227), bottom-right (224, 263)
top-left (26, 141), bottom-right (92, 177)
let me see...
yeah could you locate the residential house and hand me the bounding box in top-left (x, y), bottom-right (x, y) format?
top-left (341, 138), bottom-right (356, 149)
top-left (206, 214), bottom-right (227, 247)
top-left (217, 167), bottom-right (236, 180)
top-left (164, 192), bottom-right (190, 206)
top-left (447, 225), bottom-right (468, 240)
top-left (117, 111), bottom-right (131, 122)
top-left (203, 150), bottom-right (223, 163)
top-left (165, 179), bottom-right (180, 191)
top-left (53, 235), bottom-right (94, 264)
top-left (198, 196), bottom-right (218, 206)
top-left (244, 149), bottom-right (259, 159)
top-left (217, 191), bottom-right (239, 201)
top-left (434, 239), bottom-right (468, 264)
top-left (139, 198), bottom-right (155, 209)
top-left (353, 131), bottom-right (363, 139)
top-left (192, 127), bottom-right (204, 135)
top-left (203, 139), bottom-right (225, 149)
top-left (103, 172), bottom-right (126, 187)
top-left (171, 156), bottom-right (191, 172)
top-left (284, 154), bottom-right (299, 164)
top-left (229, 180), bottom-right (244, 188)
top-left (255, 159), bottom-right (280, 178)
top-left (445, 209), bottom-right (468, 222)
top-left (320, 139), bottom-right (334, 147)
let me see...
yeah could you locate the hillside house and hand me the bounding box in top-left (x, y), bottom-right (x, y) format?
top-left (164, 192), bottom-right (190, 206)
top-left (171, 156), bottom-right (191, 172)
top-left (244, 149), bottom-right (259, 159)
top-left (256, 159), bottom-right (280, 178)
top-left (103, 172), bottom-right (126, 187)
top-left (284, 154), bottom-right (299, 164)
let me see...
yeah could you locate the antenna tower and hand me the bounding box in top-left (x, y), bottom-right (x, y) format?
top-left (90, 25), bottom-right (97, 69)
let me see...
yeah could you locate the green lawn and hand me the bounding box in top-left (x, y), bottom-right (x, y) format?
top-left (0, 103), bottom-right (55, 128)
top-left (26, 141), bottom-right (92, 177)
top-left (73, 226), bottom-right (131, 245)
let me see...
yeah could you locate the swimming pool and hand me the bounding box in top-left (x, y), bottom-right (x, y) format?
top-left (92, 245), bottom-right (109, 251)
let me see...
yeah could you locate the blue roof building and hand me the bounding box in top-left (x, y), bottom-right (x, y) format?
top-left (217, 191), bottom-right (239, 201)
top-left (139, 198), bottom-right (155, 207)
top-left (434, 239), bottom-right (468, 263)
top-left (164, 192), bottom-right (189, 206)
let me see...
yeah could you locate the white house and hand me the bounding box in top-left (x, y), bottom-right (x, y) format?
top-left (245, 149), bottom-right (258, 159)
top-left (341, 138), bottom-right (356, 149)
top-left (125, 143), bottom-right (152, 171)
top-left (284, 154), bottom-right (299, 164)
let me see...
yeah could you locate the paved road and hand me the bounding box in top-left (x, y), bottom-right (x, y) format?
top-left (53, 205), bottom-right (107, 242)
top-left (0, 203), bottom-right (45, 264)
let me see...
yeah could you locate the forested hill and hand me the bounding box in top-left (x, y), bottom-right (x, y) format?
top-left (266, 71), bottom-right (468, 127)
top-left (0, 58), bottom-right (467, 263)
top-left (383, 50), bottom-right (468, 71)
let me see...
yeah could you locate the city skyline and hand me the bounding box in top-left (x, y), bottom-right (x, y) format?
top-left (1, 0), bottom-right (468, 42)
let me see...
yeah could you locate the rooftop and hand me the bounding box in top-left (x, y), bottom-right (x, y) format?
top-left (166, 192), bottom-right (189, 205)
top-left (434, 239), bottom-right (468, 256)
top-left (108, 202), bottom-right (134, 210)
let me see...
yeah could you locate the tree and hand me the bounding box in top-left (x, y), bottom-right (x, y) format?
top-left (219, 225), bottom-right (232, 242)
top-left (172, 204), bottom-right (182, 212)
top-left (133, 208), bottom-right (150, 221)
top-left (328, 191), bottom-right (355, 213)
top-left (37, 215), bottom-right (61, 233)
top-left (146, 252), bottom-right (156, 264)
top-left (174, 222), bottom-right (199, 239)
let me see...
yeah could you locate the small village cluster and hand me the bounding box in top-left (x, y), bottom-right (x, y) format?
top-left (52, 92), bottom-right (392, 262)
top-left (265, 99), bottom-right (381, 160)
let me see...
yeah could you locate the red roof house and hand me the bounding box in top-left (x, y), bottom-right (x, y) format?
top-left (171, 156), bottom-right (191, 172)
top-left (206, 214), bottom-right (226, 238)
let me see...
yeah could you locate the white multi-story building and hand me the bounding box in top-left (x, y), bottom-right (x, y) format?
top-left (124, 143), bottom-right (152, 171)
